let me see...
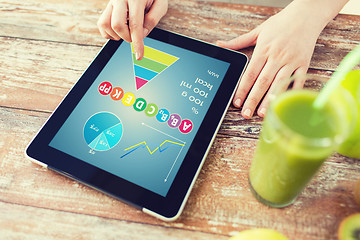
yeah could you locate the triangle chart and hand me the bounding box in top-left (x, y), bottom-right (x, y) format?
top-left (135, 77), bottom-right (148, 90)
top-left (131, 43), bottom-right (179, 90)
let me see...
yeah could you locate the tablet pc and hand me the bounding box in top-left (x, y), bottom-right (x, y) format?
top-left (26, 28), bottom-right (247, 221)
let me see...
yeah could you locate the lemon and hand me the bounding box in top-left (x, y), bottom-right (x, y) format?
top-left (230, 228), bottom-right (289, 240)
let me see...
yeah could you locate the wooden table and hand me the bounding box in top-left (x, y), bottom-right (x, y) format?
top-left (1, 0), bottom-right (359, 239)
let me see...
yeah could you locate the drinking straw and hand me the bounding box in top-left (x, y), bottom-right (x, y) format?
top-left (313, 43), bottom-right (360, 109)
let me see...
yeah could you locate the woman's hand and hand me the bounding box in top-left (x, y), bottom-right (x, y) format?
top-left (97, 0), bottom-right (168, 60)
top-left (217, 0), bottom-right (337, 119)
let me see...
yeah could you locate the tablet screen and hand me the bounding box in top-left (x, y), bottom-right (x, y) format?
top-left (49, 38), bottom-right (230, 197)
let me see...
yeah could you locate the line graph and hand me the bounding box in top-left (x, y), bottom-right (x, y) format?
top-left (120, 140), bottom-right (185, 158)
top-left (120, 123), bottom-right (186, 182)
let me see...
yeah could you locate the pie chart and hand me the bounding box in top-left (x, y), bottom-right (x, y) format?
top-left (84, 112), bottom-right (123, 151)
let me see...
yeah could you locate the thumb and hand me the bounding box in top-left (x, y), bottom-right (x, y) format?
top-left (217, 30), bottom-right (258, 50)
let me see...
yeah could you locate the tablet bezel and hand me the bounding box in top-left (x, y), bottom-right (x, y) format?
top-left (26, 27), bottom-right (247, 220)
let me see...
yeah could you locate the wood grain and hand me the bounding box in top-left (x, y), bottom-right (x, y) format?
top-left (0, 201), bottom-right (229, 240)
top-left (1, 0), bottom-right (360, 239)
top-left (1, 101), bottom-right (359, 239)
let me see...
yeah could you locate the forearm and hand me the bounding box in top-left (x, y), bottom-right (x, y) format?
top-left (283, 0), bottom-right (349, 33)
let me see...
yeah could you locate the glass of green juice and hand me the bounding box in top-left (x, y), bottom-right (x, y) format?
top-left (336, 70), bottom-right (360, 158)
top-left (249, 75), bottom-right (357, 208)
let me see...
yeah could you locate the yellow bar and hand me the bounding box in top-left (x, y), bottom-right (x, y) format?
top-left (131, 43), bottom-right (179, 66)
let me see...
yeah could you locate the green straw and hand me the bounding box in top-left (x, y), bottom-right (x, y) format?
top-left (313, 43), bottom-right (360, 109)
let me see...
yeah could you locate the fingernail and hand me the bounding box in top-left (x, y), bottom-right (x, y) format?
top-left (135, 51), bottom-right (141, 60)
top-left (143, 28), bottom-right (149, 37)
top-left (243, 108), bottom-right (252, 118)
top-left (234, 98), bottom-right (242, 108)
top-left (259, 108), bottom-right (266, 117)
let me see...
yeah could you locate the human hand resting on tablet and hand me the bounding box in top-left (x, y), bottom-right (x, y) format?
top-left (217, 0), bottom-right (349, 119)
top-left (97, 0), bottom-right (168, 60)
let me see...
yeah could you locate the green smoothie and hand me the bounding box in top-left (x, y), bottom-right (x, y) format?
top-left (249, 90), bottom-right (347, 207)
top-left (337, 70), bottom-right (360, 158)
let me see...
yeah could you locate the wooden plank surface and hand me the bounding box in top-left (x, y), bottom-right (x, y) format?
top-left (1, 0), bottom-right (360, 239)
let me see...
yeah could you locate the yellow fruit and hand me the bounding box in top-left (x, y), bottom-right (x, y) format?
top-left (338, 213), bottom-right (360, 240)
top-left (230, 228), bottom-right (289, 240)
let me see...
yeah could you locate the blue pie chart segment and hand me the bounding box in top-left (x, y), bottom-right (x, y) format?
top-left (84, 112), bottom-right (123, 151)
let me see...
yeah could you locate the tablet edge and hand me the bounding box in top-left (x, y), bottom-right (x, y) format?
top-left (143, 57), bottom-right (247, 221)
top-left (24, 40), bottom-right (111, 167)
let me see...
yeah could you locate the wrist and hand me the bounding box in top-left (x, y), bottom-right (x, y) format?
top-left (286, 0), bottom-right (349, 31)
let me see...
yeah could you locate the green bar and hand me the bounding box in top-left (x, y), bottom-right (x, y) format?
top-left (133, 54), bottom-right (168, 73)
top-left (131, 43), bottom-right (179, 66)
top-left (143, 46), bottom-right (179, 66)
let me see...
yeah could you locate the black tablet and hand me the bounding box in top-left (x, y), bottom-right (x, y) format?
top-left (26, 28), bottom-right (247, 221)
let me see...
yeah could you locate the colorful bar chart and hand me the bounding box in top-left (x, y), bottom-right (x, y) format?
top-left (131, 43), bottom-right (179, 90)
